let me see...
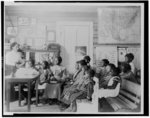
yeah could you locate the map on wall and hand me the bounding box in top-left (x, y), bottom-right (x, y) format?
top-left (98, 6), bottom-right (141, 44)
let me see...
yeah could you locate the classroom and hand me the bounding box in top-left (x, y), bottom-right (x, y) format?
top-left (3, 1), bottom-right (145, 115)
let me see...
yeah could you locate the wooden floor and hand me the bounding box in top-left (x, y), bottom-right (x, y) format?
top-left (4, 97), bottom-right (141, 113)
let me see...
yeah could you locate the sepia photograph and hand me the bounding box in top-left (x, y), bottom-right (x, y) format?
top-left (1, 0), bottom-right (148, 117)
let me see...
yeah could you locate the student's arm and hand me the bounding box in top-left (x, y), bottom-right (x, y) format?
top-left (103, 80), bottom-right (119, 89)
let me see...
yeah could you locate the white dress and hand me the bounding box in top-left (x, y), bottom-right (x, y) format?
top-left (98, 76), bottom-right (121, 98)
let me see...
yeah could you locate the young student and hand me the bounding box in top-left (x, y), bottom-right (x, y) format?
top-left (99, 63), bottom-right (120, 89)
top-left (83, 55), bottom-right (91, 69)
top-left (95, 59), bottom-right (109, 79)
top-left (15, 59), bottom-right (39, 105)
top-left (61, 69), bottom-right (95, 112)
top-left (98, 64), bottom-right (121, 108)
top-left (39, 61), bottom-right (51, 85)
top-left (62, 60), bottom-right (87, 96)
top-left (119, 62), bottom-right (137, 83)
top-left (125, 53), bottom-right (136, 75)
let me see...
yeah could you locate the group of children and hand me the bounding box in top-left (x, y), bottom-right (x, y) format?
top-left (6, 42), bottom-right (139, 112)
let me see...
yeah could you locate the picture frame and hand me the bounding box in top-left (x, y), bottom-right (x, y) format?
top-left (7, 27), bottom-right (17, 36)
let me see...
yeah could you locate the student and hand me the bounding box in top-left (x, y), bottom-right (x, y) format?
top-left (39, 61), bottom-right (51, 85)
top-left (83, 55), bottom-right (91, 69)
top-left (119, 62), bottom-right (137, 83)
top-left (42, 56), bottom-right (67, 105)
top-left (61, 69), bottom-right (95, 112)
top-left (62, 60), bottom-right (87, 96)
top-left (98, 64), bottom-right (121, 107)
top-left (15, 59), bottom-right (39, 105)
top-left (95, 59), bottom-right (109, 79)
top-left (99, 63), bottom-right (120, 89)
top-left (125, 53), bottom-right (136, 75)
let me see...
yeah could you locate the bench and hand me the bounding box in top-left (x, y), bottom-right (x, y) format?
top-left (76, 77), bottom-right (99, 113)
top-left (106, 78), bottom-right (141, 112)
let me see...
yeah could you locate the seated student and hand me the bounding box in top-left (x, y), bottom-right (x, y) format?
top-left (38, 61), bottom-right (51, 85)
top-left (98, 64), bottom-right (121, 107)
top-left (42, 56), bottom-right (67, 105)
top-left (60, 69), bottom-right (95, 112)
top-left (119, 62), bottom-right (137, 83)
top-left (15, 59), bottom-right (39, 105)
top-left (37, 61), bottom-right (51, 100)
top-left (83, 55), bottom-right (91, 69)
top-left (125, 53), bottom-right (136, 75)
top-left (95, 59), bottom-right (109, 79)
top-left (61, 60), bottom-right (87, 96)
top-left (99, 63), bottom-right (120, 89)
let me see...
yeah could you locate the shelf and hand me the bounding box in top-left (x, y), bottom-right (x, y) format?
top-left (93, 43), bottom-right (141, 47)
top-left (24, 49), bottom-right (60, 52)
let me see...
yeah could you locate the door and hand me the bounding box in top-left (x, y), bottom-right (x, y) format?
top-left (56, 22), bottom-right (93, 73)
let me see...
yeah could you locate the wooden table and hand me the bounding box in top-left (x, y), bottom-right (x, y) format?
top-left (5, 74), bottom-right (39, 112)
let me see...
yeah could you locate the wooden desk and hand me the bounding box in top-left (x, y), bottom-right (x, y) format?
top-left (5, 74), bottom-right (39, 112)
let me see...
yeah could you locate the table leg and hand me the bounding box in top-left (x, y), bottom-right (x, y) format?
top-left (6, 82), bottom-right (10, 112)
top-left (27, 81), bottom-right (31, 112)
top-left (35, 79), bottom-right (38, 106)
top-left (18, 84), bottom-right (21, 106)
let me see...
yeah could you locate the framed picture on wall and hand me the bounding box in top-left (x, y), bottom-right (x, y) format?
top-left (7, 27), bottom-right (17, 36)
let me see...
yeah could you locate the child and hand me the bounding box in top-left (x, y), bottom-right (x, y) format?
top-left (95, 59), bottom-right (109, 79)
top-left (125, 53), bottom-right (136, 75)
top-left (39, 61), bottom-right (51, 85)
top-left (60, 69), bottom-right (95, 112)
top-left (120, 62), bottom-right (137, 83)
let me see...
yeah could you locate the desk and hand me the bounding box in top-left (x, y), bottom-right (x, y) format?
top-left (5, 74), bottom-right (39, 112)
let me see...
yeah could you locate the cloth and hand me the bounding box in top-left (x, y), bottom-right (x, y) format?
top-left (61, 76), bottom-right (95, 105)
top-left (5, 51), bottom-right (21, 66)
top-left (43, 65), bottom-right (66, 99)
top-left (98, 76), bottom-right (121, 98)
top-left (50, 65), bottom-right (66, 81)
top-left (62, 70), bottom-right (85, 96)
top-left (15, 67), bottom-right (39, 77)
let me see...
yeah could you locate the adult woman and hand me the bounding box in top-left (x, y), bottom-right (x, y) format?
top-left (42, 56), bottom-right (67, 104)
top-left (5, 42), bottom-right (23, 76)
top-left (61, 69), bottom-right (95, 112)
top-left (119, 62), bottom-right (137, 83)
top-left (5, 42), bottom-right (24, 101)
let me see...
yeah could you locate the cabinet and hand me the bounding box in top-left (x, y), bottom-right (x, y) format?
top-left (25, 44), bottom-right (60, 64)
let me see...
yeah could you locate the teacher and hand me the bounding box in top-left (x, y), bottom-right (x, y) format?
top-left (5, 42), bottom-right (22, 76)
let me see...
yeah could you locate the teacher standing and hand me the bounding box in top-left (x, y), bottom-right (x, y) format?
top-left (5, 42), bottom-right (23, 76)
